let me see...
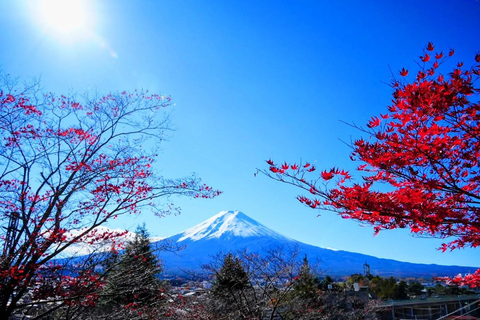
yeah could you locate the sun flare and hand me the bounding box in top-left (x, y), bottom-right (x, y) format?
top-left (33, 0), bottom-right (95, 39)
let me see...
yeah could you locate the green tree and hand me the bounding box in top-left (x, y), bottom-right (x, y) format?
top-left (394, 280), bottom-right (408, 300)
top-left (370, 276), bottom-right (401, 300)
top-left (293, 255), bottom-right (320, 300)
top-left (98, 224), bottom-right (165, 316)
top-left (210, 253), bottom-right (255, 319)
top-left (433, 283), bottom-right (446, 296)
top-left (212, 253), bottom-right (250, 296)
top-left (407, 281), bottom-right (425, 297)
top-left (348, 274), bottom-right (367, 288)
top-left (319, 275), bottom-right (335, 291)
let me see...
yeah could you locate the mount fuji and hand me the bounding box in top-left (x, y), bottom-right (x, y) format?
top-left (153, 211), bottom-right (477, 278)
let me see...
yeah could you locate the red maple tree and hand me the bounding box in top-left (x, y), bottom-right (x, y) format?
top-left (0, 74), bottom-right (220, 318)
top-left (262, 44), bottom-right (480, 287)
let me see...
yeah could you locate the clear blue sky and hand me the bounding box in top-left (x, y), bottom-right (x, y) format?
top-left (1, 0), bottom-right (479, 268)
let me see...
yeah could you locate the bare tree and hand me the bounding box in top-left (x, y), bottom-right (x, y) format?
top-left (203, 246), bottom-right (377, 320)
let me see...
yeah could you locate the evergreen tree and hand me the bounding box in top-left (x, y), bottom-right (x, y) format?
top-left (370, 276), bottom-right (408, 300)
top-left (407, 281), bottom-right (425, 297)
top-left (394, 280), bottom-right (409, 300)
top-left (210, 253), bottom-right (255, 319)
top-left (319, 275), bottom-right (334, 291)
top-left (211, 253), bottom-right (250, 298)
top-left (99, 224), bottom-right (165, 315)
top-left (293, 255), bottom-right (319, 300)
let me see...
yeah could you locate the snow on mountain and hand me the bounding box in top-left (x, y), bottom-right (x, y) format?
top-left (156, 210), bottom-right (477, 278)
top-left (61, 226), bottom-right (164, 257)
top-left (177, 210), bottom-right (289, 242)
top-left (58, 211), bottom-right (477, 278)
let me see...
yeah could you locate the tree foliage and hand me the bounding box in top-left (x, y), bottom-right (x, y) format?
top-left (293, 255), bottom-right (320, 300)
top-left (369, 276), bottom-right (407, 300)
top-left (97, 224), bottom-right (165, 317)
top-left (211, 253), bottom-right (250, 297)
top-left (0, 74), bottom-right (220, 318)
top-left (209, 253), bottom-right (254, 319)
top-left (407, 281), bottom-right (425, 297)
top-left (261, 44), bottom-right (480, 287)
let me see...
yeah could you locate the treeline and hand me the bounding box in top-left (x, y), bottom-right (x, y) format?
top-left (13, 226), bottom-right (372, 319)
top-left (13, 226), bottom-right (472, 320)
top-left (345, 273), bottom-right (475, 301)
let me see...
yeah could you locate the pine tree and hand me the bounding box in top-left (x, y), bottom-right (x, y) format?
top-left (293, 255), bottom-right (320, 301)
top-left (210, 253), bottom-right (254, 318)
top-left (212, 253), bottom-right (250, 297)
top-left (98, 224), bottom-right (164, 315)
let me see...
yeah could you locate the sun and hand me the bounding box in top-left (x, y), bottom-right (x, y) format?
top-left (32, 0), bottom-right (96, 40)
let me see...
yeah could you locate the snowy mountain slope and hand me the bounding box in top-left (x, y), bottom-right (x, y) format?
top-left (177, 210), bottom-right (289, 241)
top-left (154, 211), bottom-right (477, 278)
top-left (61, 226), bottom-right (164, 257)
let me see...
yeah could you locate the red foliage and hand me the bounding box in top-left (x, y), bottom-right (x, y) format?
top-left (262, 46), bottom-right (480, 286)
top-left (0, 77), bottom-right (220, 317)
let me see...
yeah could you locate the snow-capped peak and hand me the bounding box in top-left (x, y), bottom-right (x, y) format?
top-left (177, 210), bottom-right (289, 242)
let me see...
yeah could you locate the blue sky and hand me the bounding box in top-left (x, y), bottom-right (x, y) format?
top-left (1, 0), bottom-right (479, 269)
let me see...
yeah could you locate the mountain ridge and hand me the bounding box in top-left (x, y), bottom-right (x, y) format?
top-left (153, 210), bottom-right (477, 278)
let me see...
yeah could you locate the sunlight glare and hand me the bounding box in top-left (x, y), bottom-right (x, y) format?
top-left (35, 0), bottom-right (95, 39)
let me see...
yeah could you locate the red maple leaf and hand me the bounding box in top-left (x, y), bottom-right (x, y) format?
top-left (399, 68), bottom-right (409, 77)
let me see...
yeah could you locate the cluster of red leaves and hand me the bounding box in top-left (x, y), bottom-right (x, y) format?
top-left (1, 92), bottom-right (42, 116)
top-left (31, 264), bottom-right (104, 307)
top-left (175, 181), bottom-right (222, 200)
top-left (264, 44), bottom-right (480, 286)
top-left (74, 228), bottom-right (130, 246)
top-left (437, 269), bottom-right (480, 288)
